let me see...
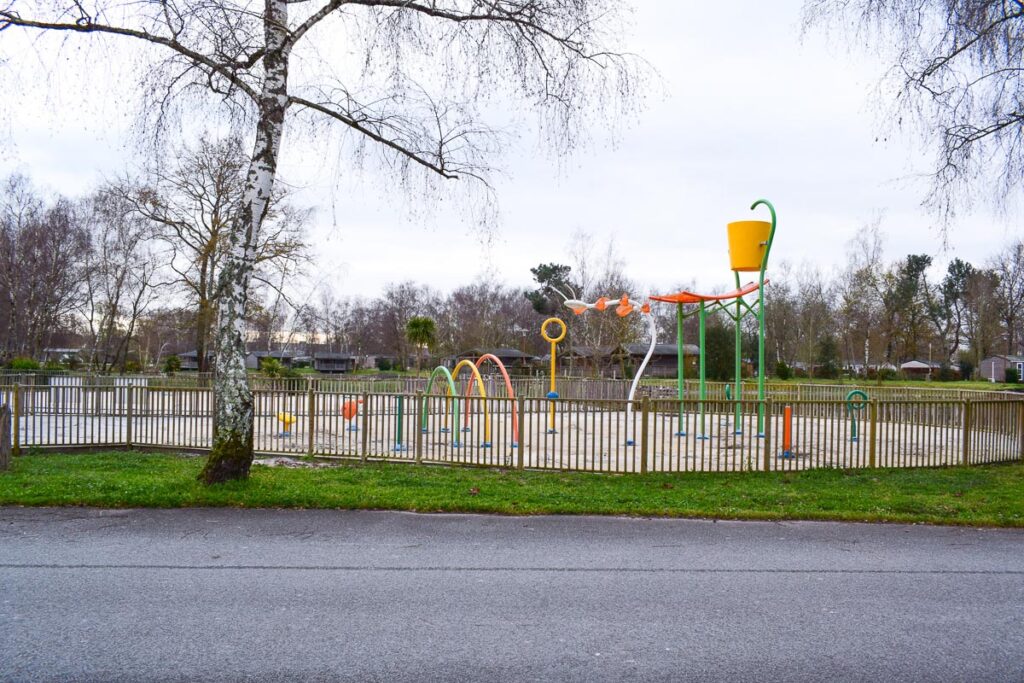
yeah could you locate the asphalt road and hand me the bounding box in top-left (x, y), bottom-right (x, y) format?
top-left (1, 508), bottom-right (1023, 682)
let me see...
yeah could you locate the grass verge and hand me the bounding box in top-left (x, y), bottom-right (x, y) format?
top-left (1, 451), bottom-right (1023, 526)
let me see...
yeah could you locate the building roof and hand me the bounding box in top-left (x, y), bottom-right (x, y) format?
top-left (249, 350), bottom-right (295, 359)
top-left (623, 343), bottom-right (700, 356)
top-left (456, 348), bottom-right (538, 360)
top-left (314, 352), bottom-right (357, 360)
top-left (984, 354), bottom-right (1024, 363)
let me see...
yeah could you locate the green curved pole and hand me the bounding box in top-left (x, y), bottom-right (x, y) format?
top-left (698, 301), bottom-right (708, 439)
top-left (750, 198), bottom-right (777, 436)
top-left (421, 366), bottom-right (460, 435)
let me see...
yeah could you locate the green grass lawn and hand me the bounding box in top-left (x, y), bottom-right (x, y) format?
top-left (1, 451), bottom-right (1022, 526)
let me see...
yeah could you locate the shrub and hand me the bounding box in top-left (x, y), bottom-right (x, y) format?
top-left (260, 357), bottom-right (286, 377)
top-left (957, 353), bottom-right (975, 381)
top-left (1005, 367), bottom-right (1019, 384)
top-left (9, 357), bottom-right (40, 370)
top-left (937, 364), bottom-right (957, 382)
top-left (878, 368), bottom-right (899, 381)
top-left (162, 355), bottom-right (181, 374)
top-left (375, 357), bottom-right (394, 372)
top-left (775, 361), bottom-right (792, 380)
top-left (122, 360), bottom-right (142, 373)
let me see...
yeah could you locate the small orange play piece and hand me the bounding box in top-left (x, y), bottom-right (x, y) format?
top-left (640, 303), bottom-right (651, 314)
top-left (594, 297), bottom-right (608, 311)
top-left (615, 294), bottom-right (634, 317)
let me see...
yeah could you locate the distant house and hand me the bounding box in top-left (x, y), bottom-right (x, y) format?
top-left (452, 348), bottom-right (539, 371)
top-left (563, 343), bottom-right (699, 379)
top-left (621, 343), bottom-right (700, 379)
top-left (980, 355), bottom-right (1024, 382)
top-left (41, 348), bottom-right (82, 364)
top-left (179, 350), bottom-right (214, 371)
top-left (245, 350), bottom-right (295, 370)
top-left (313, 352), bottom-right (357, 374)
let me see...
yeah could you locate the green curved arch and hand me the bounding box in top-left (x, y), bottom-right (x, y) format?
top-left (421, 366), bottom-right (459, 433)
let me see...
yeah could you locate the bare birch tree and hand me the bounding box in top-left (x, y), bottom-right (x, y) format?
top-left (1, 0), bottom-right (639, 481)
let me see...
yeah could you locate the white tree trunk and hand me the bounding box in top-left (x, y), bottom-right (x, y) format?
top-left (200, 0), bottom-right (290, 483)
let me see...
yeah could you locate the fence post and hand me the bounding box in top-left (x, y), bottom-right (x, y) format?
top-left (414, 391), bottom-right (423, 464)
top-left (962, 400), bottom-right (972, 466)
top-left (762, 399), bottom-right (772, 472)
top-left (640, 397), bottom-right (650, 474)
top-left (307, 386), bottom-right (316, 456)
top-left (360, 393), bottom-right (369, 462)
top-left (516, 396), bottom-right (525, 470)
top-left (1018, 402), bottom-right (1024, 462)
top-left (868, 400), bottom-right (877, 468)
top-left (12, 384), bottom-right (20, 457)
top-left (0, 403), bottom-right (11, 470)
top-left (125, 385), bottom-right (134, 449)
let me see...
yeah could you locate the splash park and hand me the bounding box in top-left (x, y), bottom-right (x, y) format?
top-left (2, 199), bottom-right (1022, 471)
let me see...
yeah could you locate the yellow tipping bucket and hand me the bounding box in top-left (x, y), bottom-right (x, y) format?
top-left (727, 220), bottom-right (771, 272)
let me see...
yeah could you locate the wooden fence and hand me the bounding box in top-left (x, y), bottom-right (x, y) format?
top-left (2, 383), bottom-right (1021, 472)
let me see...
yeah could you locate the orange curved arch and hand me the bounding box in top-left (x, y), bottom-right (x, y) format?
top-left (467, 354), bottom-right (519, 444)
top-left (649, 280), bottom-right (767, 304)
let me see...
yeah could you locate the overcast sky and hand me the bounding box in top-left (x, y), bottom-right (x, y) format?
top-left (1, 1), bottom-right (1018, 305)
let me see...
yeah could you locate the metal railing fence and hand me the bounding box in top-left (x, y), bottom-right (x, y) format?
top-left (2, 383), bottom-right (1022, 472)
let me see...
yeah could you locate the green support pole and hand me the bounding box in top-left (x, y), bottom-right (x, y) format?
top-left (751, 198), bottom-right (777, 437)
top-left (675, 302), bottom-right (686, 436)
top-left (698, 301), bottom-right (708, 439)
top-left (734, 271), bottom-right (743, 434)
top-left (395, 395), bottom-right (407, 452)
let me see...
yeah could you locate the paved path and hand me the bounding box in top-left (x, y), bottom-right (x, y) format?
top-left (2, 508), bottom-right (1023, 682)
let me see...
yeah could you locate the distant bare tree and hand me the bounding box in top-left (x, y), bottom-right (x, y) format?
top-left (0, 175), bottom-right (88, 359)
top-left (81, 190), bottom-right (163, 371)
top-left (804, 1), bottom-right (1024, 219)
top-left (990, 240), bottom-right (1024, 353)
top-left (111, 136), bottom-right (309, 372)
top-left (1, 0), bottom-right (640, 482)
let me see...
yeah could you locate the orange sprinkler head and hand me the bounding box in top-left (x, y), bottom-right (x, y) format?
top-left (595, 297), bottom-right (608, 311)
top-left (616, 295), bottom-right (634, 317)
top-left (640, 303), bottom-right (651, 314)
top-left (570, 304), bottom-right (587, 315)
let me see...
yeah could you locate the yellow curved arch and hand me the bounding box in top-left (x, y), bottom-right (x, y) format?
top-left (451, 359), bottom-right (491, 445)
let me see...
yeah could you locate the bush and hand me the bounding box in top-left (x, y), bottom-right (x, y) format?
top-left (122, 360), bottom-right (142, 373)
top-left (43, 360), bottom-right (63, 371)
top-left (375, 357), bottom-right (394, 372)
top-left (162, 355), bottom-right (181, 374)
top-left (261, 357), bottom-right (298, 378)
top-left (775, 361), bottom-right (792, 380)
top-left (9, 357), bottom-right (40, 370)
top-left (1005, 367), bottom-right (1020, 384)
top-left (957, 354), bottom-right (975, 381)
top-left (937, 364), bottom-right (957, 382)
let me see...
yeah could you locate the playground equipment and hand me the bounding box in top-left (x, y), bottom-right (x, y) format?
top-left (563, 295), bottom-right (657, 445)
top-left (782, 405), bottom-right (793, 458)
top-left (342, 399), bottom-right (362, 432)
top-left (420, 353), bottom-right (520, 447)
top-left (650, 198), bottom-right (778, 438)
top-left (277, 411), bottom-right (296, 437)
top-left (846, 390), bottom-right (868, 442)
top-left (541, 318), bottom-right (567, 433)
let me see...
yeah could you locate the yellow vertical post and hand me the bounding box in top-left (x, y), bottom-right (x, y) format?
top-left (540, 318), bottom-right (567, 433)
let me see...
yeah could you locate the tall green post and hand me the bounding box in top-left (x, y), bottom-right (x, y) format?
top-left (675, 303), bottom-right (686, 436)
top-left (698, 301), bottom-right (708, 439)
top-left (734, 272), bottom-right (743, 434)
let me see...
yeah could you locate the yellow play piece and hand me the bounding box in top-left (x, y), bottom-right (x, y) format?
top-left (277, 412), bottom-right (296, 433)
top-left (727, 220), bottom-right (771, 272)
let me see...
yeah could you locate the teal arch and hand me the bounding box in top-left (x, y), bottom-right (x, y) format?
top-left (421, 366), bottom-right (460, 433)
